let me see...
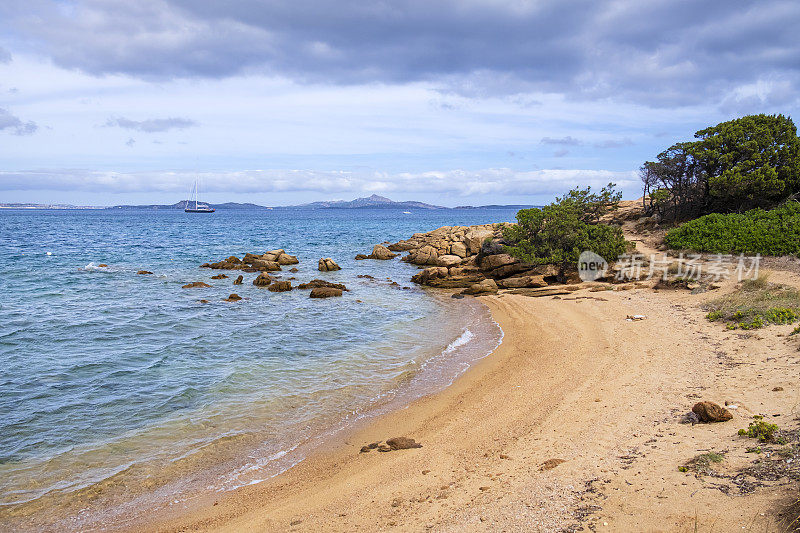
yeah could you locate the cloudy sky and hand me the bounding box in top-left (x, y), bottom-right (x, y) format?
top-left (1, 0), bottom-right (799, 206)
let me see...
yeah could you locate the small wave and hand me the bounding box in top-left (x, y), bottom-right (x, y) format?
top-left (81, 262), bottom-right (108, 272)
top-left (442, 328), bottom-right (474, 355)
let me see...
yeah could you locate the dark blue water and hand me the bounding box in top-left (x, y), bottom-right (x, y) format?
top-left (0, 207), bottom-right (515, 523)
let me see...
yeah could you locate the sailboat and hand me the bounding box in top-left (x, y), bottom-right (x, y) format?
top-left (184, 179), bottom-right (215, 213)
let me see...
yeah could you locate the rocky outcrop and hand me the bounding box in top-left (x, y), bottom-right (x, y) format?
top-left (223, 293), bottom-right (242, 302)
top-left (497, 275), bottom-right (547, 289)
top-left (310, 287), bottom-right (343, 298)
top-left (318, 258), bottom-right (341, 271)
top-left (356, 244), bottom-right (398, 260)
top-left (462, 279), bottom-right (498, 295)
top-left (202, 250), bottom-right (299, 271)
top-left (253, 272), bottom-right (274, 287)
top-left (182, 281), bottom-right (211, 289)
top-left (233, 275), bottom-right (243, 285)
top-left (211, 274), bottom-right (228, 279)
top-left (297, 279), bottom-right (348, 291)
top-left (268, 280), bottom-right (292, 292)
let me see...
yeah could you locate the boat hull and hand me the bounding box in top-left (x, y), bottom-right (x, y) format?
top-left (184, 209), bottom-right (215, 213)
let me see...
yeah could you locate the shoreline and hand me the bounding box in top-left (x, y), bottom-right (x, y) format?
top-left (137, 271), bottom-right (799, 532)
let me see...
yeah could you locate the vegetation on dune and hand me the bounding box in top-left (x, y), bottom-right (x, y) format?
top-left (738, 416), bottom-right (784, 444)
top-left (664, 201), bottom-right (800, 255)
top-left (704, 276), bottom-right (800, 330)
top-left (503, 184), bottom-right (629, 268)
top-left (641, 114), bottom-right (800, 222)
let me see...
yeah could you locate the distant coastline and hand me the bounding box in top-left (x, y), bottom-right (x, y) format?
top-left (1, 194), bottom-right (538, 211)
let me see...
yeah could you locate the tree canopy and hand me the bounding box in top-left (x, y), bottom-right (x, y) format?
top-left (503, 184), bottom-right (627, 270)
top-left (641, 114), bottom-right (800, 221)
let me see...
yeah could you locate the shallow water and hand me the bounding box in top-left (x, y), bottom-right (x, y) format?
top-left (0, 207), bottom-right (514, 528)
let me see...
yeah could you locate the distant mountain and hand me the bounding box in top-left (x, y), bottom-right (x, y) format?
top-left (454, 204), bottom-right (539, 209)
top-left (107, 201), bottom-right (271, 210)
top-left (0, 202), bottom-right (103, 209)
top-left (294, 194), bottom-right (445, 209)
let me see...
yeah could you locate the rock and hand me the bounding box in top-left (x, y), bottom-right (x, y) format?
top-left (540, 458), bottom-right (566, 471)
top-left (233, 275), bottom-right (243, 285)
top-left (223, 293), bottom-right (242, 302)
top-left (198, 299), bottom-right (209, 303)
top-left (486, 262), bottom-right (531, 279)
top-left (691, 401), bottom-right (733, 423)
top-left (211, 274), bottom-right (228, 279)
top-left (410, 266), bottom-right (449, 285)
top-left (407, 245), bottom-right (439, 265)
top-left (388, 242), bottom-right (415, 252)
top-left (437, 255), bottom-right (463, 267)
top-left (369, 244), bottom-right (397, 260)
top-left (182, 282), bottom-right (211, 289)
top-left (498, 275), bottom-right (547, 289)
top-left (277, 254), bottom-right (299, 265)
top-left (318, 258), bottom-right (341, 272)
top-left (137, 270), bottom-right (153, 275)
top-left (298, 279), bottom-right (348, 291)
top-left (773, 386), bottom-right (784, 391)
top-left (354, 254), bottom-right (368, 260)
top-left (310, 287), bottom-right (343, 298)
top-left (450, 242), bottom-right (467, 258)
top-left (268, 280), bottom-right (292, 292)
top-left (253, 273), bottom-right (274, 286)
top-left (289, 267), bottom-right (299, 273)
top-left (225, 256), bottom-right (241, 264)
top-left (464, 228), bottom-right (493, 255)
top-left (479, 253), bottom-right (518, 271)
top-left (386, 437), bottom-right (422, 450)
top-left (251, 259), bottom-right (282, 271)
top-left (242, 253), bottom-right (261, 263)
top-left (462, 279), bottom-right (498, 295)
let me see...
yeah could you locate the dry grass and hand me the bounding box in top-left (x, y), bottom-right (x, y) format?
top-left (704, 275), bottom-right (800, 329)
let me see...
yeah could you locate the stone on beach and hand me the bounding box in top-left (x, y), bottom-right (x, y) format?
top-left (318, 258), bottom-right (341, 271)
top-left (691, 401), bottom-right (733, 423)
top-left (498, 275), bottom-right (547, 289)
top-left (386, 437), bottom-right (422, 450)
top-left (462, 279), bottom-right (499, 295)
top-left (182, 281), bottom-right (211, 289)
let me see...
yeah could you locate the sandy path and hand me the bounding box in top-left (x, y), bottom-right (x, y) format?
top-left (144, 278), bottom-right (799, 532)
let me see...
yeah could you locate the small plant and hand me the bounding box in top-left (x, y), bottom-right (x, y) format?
top-left (790, 325), bottom-right (800, 336)
top-left (704, 278), bottom-right (800, 330)
top-left (678, 466), bottom-right (688, 472)
top-left (706, 310), bottom-right (724, 321)
top-left (681, 452), bottom-right (725, 476)
top-left (738, 415), bottom-right (780, 443)
top-left (745, 446), bottom-right (763, 454)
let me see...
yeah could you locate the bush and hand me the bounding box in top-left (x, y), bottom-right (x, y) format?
top-left (664, 201), bottom-right (800, 255)
top-left (503, 184), bottom-right (628, 269)
top-left (703, 276), bottom-right (800, 330)
top-left (738, 416), bottom-right (781, 443)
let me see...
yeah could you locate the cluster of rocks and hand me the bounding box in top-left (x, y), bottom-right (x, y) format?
top-left (385, 223), bottom-right (565, 295)
top-left (201, 249), bottom-right (299, 272)
top-left (355, 244), bottom-right (397, 260)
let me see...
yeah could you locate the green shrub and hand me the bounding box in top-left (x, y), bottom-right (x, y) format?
top-left (504, 184), bottom-right (628, 269)
top-left (704, 277), bottom-right (800, 330)
top-left (738, 416), bottom-right (780, 443)
top-left (664, 201), bottom-right (800, 255)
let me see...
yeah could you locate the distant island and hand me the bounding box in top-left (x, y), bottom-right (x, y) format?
top-left (2, 194), bottom-right (537, 211)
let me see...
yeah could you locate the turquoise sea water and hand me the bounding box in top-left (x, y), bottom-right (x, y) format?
top-left (0, 207), bottom-right (512, 529)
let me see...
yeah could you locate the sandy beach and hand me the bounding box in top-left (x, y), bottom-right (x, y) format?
top-left (138, 264), bottom-right (800, 532)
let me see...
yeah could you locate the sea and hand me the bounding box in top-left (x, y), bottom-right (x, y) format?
top-left (0, 207), bottom-right (517, 530)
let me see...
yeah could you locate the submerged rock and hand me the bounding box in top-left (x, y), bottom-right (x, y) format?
top-left (223, 293), bottom-right (242, 302)
top-left (268, 280), bottom-right (292, 292)
top-left (253, 272), bottom-right (274, 287)
top-left (233, 275), bottom-right (243, 285)
top-left (310, 287), bottom-right (343, 298)
top-left (182, 281), bottom-right (211, 289)
top-left (211, 274), bottom-right (228, 279)
top-left (298, 279), bottom-right (348, 291)
top-left (137, 270), bottom-right (153, 275)
top-left (318, 258), bottom-right (341, 272)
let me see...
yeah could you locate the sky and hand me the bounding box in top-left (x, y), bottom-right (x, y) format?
top-left (1, 0), bottom-right (799, 207)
